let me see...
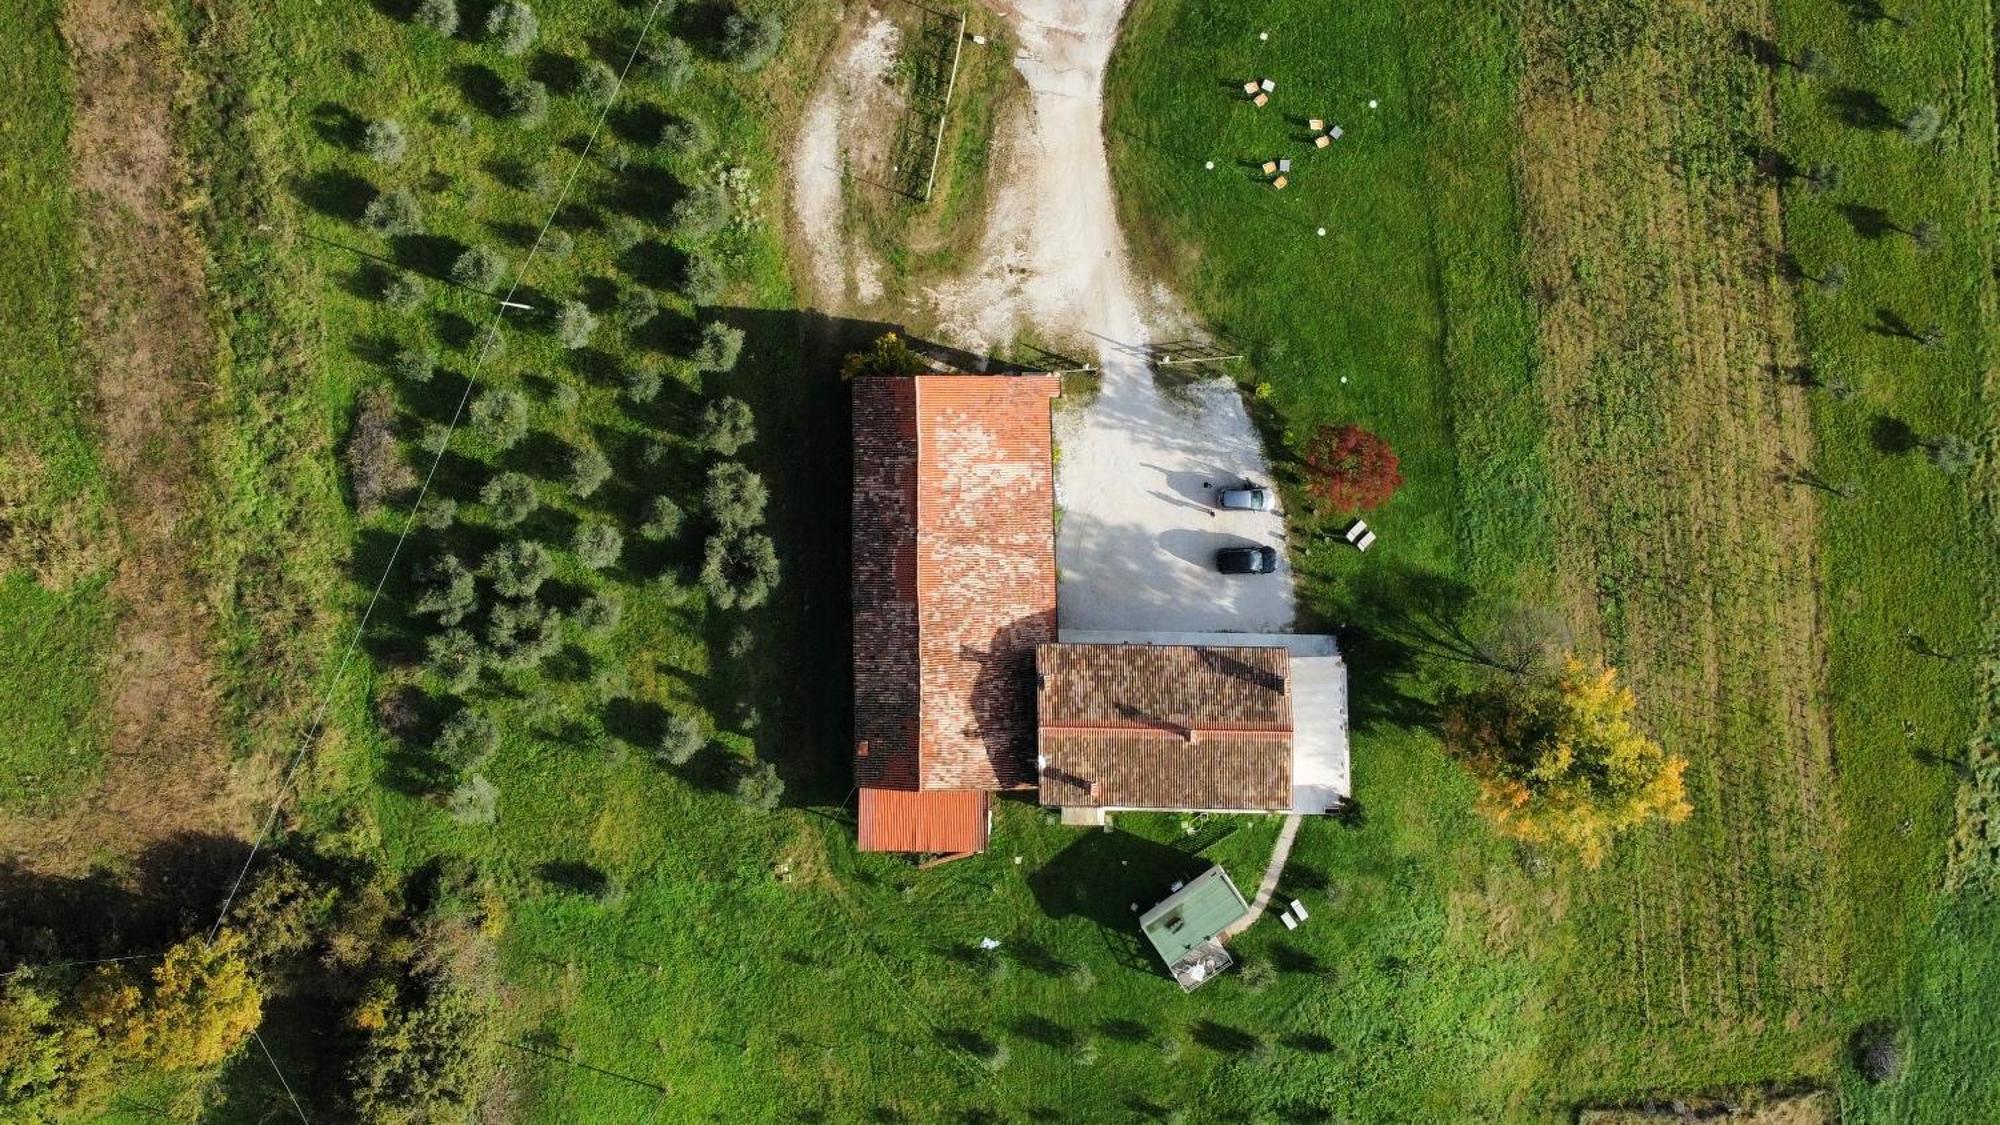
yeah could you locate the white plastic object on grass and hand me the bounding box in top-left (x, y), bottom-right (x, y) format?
top-left (978, 937), bottom-right (1000, 951)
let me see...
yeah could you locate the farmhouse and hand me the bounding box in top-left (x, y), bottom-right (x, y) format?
top-left (851, 374), bottom-right (1350, 858)
top-left (852, 374), bottom-right (1062, 857)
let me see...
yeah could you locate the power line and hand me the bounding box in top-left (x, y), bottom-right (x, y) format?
top-left (0, 951), bottom-right (167, 980)
top-left (205, 0), bottom-right (673, 945)
top-left (253, 1030), bottom-right (311, 1124)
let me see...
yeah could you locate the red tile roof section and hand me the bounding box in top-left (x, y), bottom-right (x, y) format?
top-left (851, 377), bottom-right (921, 789)
top-left (913, 376), bottom-right (1060, 790)
top-left (850, 374), bottom-right (1060, 810)
top-left (856, 788), bottom-right (990, 854)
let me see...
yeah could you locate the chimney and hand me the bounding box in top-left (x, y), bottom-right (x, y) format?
top-left (1088, 780), bottom-right (1103, 800)
top-left (1186, 727), bottom-right (1201, 745)
top-left (857, 740), bottom-right (870, 758)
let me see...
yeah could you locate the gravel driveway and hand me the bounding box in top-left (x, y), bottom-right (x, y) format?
top-left (1055, 359), bottom-right (1294, 634)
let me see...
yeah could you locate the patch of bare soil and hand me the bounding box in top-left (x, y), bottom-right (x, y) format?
top-left (790, 7), bottom-right (906, 308)
top-left (0, 0), bottom-right (254, 872)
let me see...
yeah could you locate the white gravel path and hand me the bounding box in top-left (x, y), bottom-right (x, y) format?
top-left (994, 0), bottom-right (1295, 634)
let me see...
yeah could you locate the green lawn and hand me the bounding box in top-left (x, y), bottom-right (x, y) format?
top-left (0, 0), bottom-right (113, 804)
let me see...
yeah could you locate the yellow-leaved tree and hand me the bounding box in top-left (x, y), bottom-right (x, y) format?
top-left (1442, 656), bottom-right (1690, 866)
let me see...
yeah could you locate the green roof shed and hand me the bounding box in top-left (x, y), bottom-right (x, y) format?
top-left (1137, 865), bottom-right (1250, 990)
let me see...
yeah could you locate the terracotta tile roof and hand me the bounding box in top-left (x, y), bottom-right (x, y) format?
top-left (1037, 644), bottom-right (1294, 811)
top-left (856, 788), bottom-right (990, 854)
top-left (851, 374), bottom-right (1060, 814)
top-left (852, 378), bottom-right (922, 789)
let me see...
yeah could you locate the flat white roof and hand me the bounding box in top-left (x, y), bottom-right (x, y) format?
top-left (1054, 630), bottom-right (1350, 813)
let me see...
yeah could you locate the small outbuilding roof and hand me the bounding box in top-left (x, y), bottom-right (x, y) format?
top-left (855, 788), bottom-right (990, 855)
top-left (1139, 866), bottom-right (1251, 989)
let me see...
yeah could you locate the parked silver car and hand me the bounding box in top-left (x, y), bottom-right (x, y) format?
top-left (1216, 485), bottom-right (1274, 511)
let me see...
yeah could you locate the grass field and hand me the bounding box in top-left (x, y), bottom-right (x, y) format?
top-left (1107, 0), bottom-right (1996, 1115)
top-left (0, 0), bottom-right (113, 810)
top-left (8, 0), bottom-right (1992, 1118)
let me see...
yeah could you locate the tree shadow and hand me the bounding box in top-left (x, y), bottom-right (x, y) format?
top-left (1190, 1020), bottom-right (1261, 1055)
top-left (536, 860), bottom-right (612, 896)
top-left (1868, 414), bottom-right (1919, 454)
top-left (454, 62), bottom-right (510, 118)
top-left (1825, 85), bottom-right (1895, 130)
top-left (1840, 203), bottom-right (1900, 239)
top-left (1868, 307), bottom-right (1921, 340)
top-left (1281, 1031), bottom-right (1336, 1054)
top-left (1025, 828), bottom-right (1207, 977)
top-left (1100, 1018), bottom-right (1152, 1044)
top-left (292, 168), bottom-right (376, 223)
top-left (1009, 1015), bottom-right (1075, 1048)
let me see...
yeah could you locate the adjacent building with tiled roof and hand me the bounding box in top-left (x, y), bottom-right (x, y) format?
top-left (1035, 643), bottom-right (1295, 813)
top-left (851, 374), bottom-right (1061, 855)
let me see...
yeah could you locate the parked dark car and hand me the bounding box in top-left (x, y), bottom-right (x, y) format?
top-left (1215, 544), bottom-right (1278, 574)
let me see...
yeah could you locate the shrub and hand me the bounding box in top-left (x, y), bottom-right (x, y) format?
top-left (703, 461), bottom-right (767, 529)
top-left (417, 495), bottom-right (457, 530)
top-left (567, 442), bottom-right (613, 497)
top-left (639, 495), bottom-right (685, 541)
top-left (1924, 434), bottom-right (1978, 475)
top-left (469, 388), bottom-right (529, 448)
top-left (363, 118), bottom-right (408, 163)
top-left (426, 628), bottom-right (483, 692)
top-left (1301, 422), bottom-right (1402, 512)
top-left (435, 708), bottom-right (499, 778)
top-left (480, 472), bottom-right (539, 526)
top-left (484, 598), bottom-right (562, 669)
top-left (658, 713), bottom-right (705, 765)
top-left (700, 529), bottom-right (779, 609)
top-left (1854, 1022), bottom-right (1905, 1083)
top-left (451, 245), bottom-right (507, 289)
top-left (413, 0), bottom-right (459, 35)
top-left (483, 540), bottom-right (553, 598)
top-left (483, 0), bottom-right (538, 56)
top-left (577, 58), bottom-right (618, 104)
top-left (515, 162), bottom-right (557, 195)
top-left (606, 215), bottom-right (645, 252)
top-left (718, 7), bottom-right (785, 71)
top-left (726, 624), bottom-right (754, 659)
top-left (571, 521), bottom-right (623, 569)
top-left (551, 381), bottom-right (580, 415)
top-left (670, 183), bottom-right (730, 238)
top-left (540, 228), bottom-right (575, 260)
top-left (640, 36), bottom-right (695, 89)
top-left (735, 759), bottom-right (784, 810)
top-left (363, 188), bottom-right (424, 236)
top-left (1901, 103), bottom-right (1941, 145)
top-left (394, 345), bottom-right (438, 383)
top-left (698, 396), bottom-right (756, 455)
top-left (676, 251), bottom-right (725, 305)
top-left (446, 775), bottom-right (500, 824)
top-left (620, 365), bottom-right (664, 404)
top-left (841, 332), bottom-right (923, 380)
top-left (1067, 962), bottom-right (1097, 993)
top-left (347, 981), bottom-right (495, 1120)
top-left (658, 115), bottom-right (712, 157)
top-left (574, 590), bottom-right (623, 634)
top-left (555, 300), bottom-right (598, 349)
top-left (383, 273), bottom-right (426, 310)
top-left (415, 553), bottom-right (479, 626)
top-left (694, 321), bottom-right (746, 373)
top-left (1236, 958), bottom-right (1274, 994)
top-left (1911, 220), bottom-right (1941, 250)
top-left (346, 386), bottom-right (414, 517)
top-left (1072, 1036), bottom-right (1099, 1067)
top-left (501, 77), bottom-right (549, 124)
top-left (616, 286), bottom-right (660, 330)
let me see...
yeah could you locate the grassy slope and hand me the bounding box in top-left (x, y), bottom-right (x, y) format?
top-left (1109, 0), bottom-right (1997, 1115)
top-left (0, 0), bottom-right (112, 808)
